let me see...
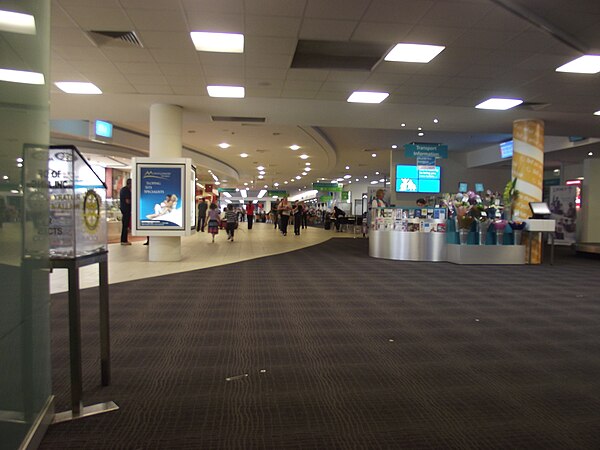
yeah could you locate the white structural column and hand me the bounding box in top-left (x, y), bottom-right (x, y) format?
top-left (580, 158), bottom-right (600, 243)
top-left (149, 103), bottom-right (183, 262)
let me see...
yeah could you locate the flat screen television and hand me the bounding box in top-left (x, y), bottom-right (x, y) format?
top-left (475, 182), bottom-right (484, 192)
top-left (458, 182), bottom-right (468, 193)
top-left (395, 165), bottom-right (441, 193)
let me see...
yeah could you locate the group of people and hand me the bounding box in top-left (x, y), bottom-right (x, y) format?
top-left (268, 197), bottom-right (310, 236)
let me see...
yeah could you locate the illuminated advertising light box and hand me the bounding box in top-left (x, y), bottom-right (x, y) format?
top-left (132, 158), bottom-right (194, 236)
top-left (395, 165), bottom-right (441, 193)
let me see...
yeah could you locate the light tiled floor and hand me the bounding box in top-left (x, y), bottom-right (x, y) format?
top-left (50, 223), bottom-right (361, 294)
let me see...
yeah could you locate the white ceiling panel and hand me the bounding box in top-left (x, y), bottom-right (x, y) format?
top-left (474, 7), bottom-right (531, 32)
top-left (245, 67), bottom-right (288, 80)
top-left (114, 62), bottom-right (160, 75)
top-left (51, 5), bottom-right (77, 27)
top-left (286, 69), bottom-right (330, 82)
top-left (171, 85), bottom-right (207, 96)
top-left (181, 0), bottom-right (244, 14)
top-left (305, 0), bottom-right (370, 20)
top-left (185, 12), bottom-right (244, 33)
top-left (58, 6), bottom-right (135, 30)
top-left (363, 0), bottom-right (434, 23)
top-left (198, 53), bottom-right (243, 67)
top-left (284, 80), bottom-right (325, 91)
top-left (150, 48), bottom-right (199, 64)
top-left (91, 82), bottom-right (137, 94)
top-left (136, 31), bottom-right (191, 49)
top-left (164, 74), bottom-right (206, 86)
top-left (98, 47), bottom-right (154, 63)
top-left (246, 87), bottom-right (284, 98)
top-left (158, 63), bottom-right (203, 76)
top-left (451, 29), bottom-right (517, 49)
top-left (121, 0), bottom-right (185, 10)
top-left (244, 16), bottom-right (302, 38)
top-left (135, 84), bottom-right (174, 94)
top-left (244, 52), bottom-right (291, 69)
top-left (418, 1), bottom-right (492, 27)
top-left (319, 81), bottom-right (362, 93)
top-left (326, 71), bottom-right (371, 83)
top-left (51, 27), bottom-right (95, 47)
top-left (125, 74), bottom-right (168, 85)
top-left (53, 45), bottom-right (108, 61)
top-left (56, 0), bottom-right (121, 8)
top-left (126, 8), bottom-right (187, 31)
top-left (244, 0), bottom-right (307, 17)
top-left (351, 22), bottom-right (411, 43)
top-left (299, 19), bottom-right (358, 41)
top-left (401, 25), bottom-right (466, 45)
top-left (245, 36), bottom-right (297, 55)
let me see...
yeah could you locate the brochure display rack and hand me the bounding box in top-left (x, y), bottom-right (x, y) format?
top-left (369, 207), bottom-right (448, 261)
top-left (46, 146), bottom-right (118, 423)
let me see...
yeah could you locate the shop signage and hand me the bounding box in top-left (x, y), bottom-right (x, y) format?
top-left (341, 191), bottom-right (349, 201)
top-left (319, 195), bottom-right (332, 202)
top-left (404, 143), bottom-right (448, 159)
top-left (218, 187), bottom-right (237, 193)
top-left (267, 190), bottom-right (287, 197)
top-left (313, 182), bottom-right (339, 190)
top-left (416, 156), bottom-right (436, 167)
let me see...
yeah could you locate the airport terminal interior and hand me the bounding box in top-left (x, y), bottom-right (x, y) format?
top-left (2, 0), bottom-right (600, 448)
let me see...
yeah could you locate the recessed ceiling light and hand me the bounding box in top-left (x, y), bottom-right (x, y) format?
top-left (299, 154), bottom-right (309, 159)
top-left (589, 152), bottom-right (594, 156)
top-left (190, 31), bottom-right (244, 53)
top-left (55, 81), bottom-right (102, 94)
top-left (345, 166), bottom-right (350, 170)
top-left (296, 176), bottom-right (301, 180)
top-left (259, 171), bottom-right (266, 175)
top-left (379, 178), bottom-right (385, 182)
top-left (475, 98), bottom-right (523, 110)
top-left (371, 153), bottom-right (377, 158)
top-left (244, 183), bottom-right (248, 186)
top-left (364, 175), bottom-right (368, 179)
top-left (290, 144), bottom-right (300, 151)
top-left (219, 142), bottom-right (230, 149)
top-left (433, 118), bottom-right (439, 123)
top-left (302, 172), bottom-right (307, 176)
top-left (401, 123), bottom-right (406, 127)
top-left (2, 175), bottom-right (8, 180)
top-left (16, 157), bottom-right (23, 163)
top-left (256, 166), bottom-right (265, 170)
top-left (258, 175), bottom-right (264, 179)
top-left (384, 43), bottom-right (445, 63)
top-left (370, 180), bottom-right (378, 184)
top-left (418, 132), bottom-right (424, 136)
top-left (344, 175), bottom-right (351, 179)
top-left (0, 68), bottom-right (44, 85)
top-left (240, 153), bottom-right (248, 158)
top-left (305, 167), bottom-right (311, 171)
top-left (274, 182), bottom-right (279, 187)
top-left (284, 181), bottom-right (288, 184)
top-left (355, 178), bottom-right (359, 182)
top-left (418, 127), bottom-right (422, 130)
top-left (16, 163), bottom-right (22, 167)
top-left (305, 162), bottom-right (311, 166)
top-left (375, 171), bottom-right (380, 175)
top-left (556, 55), bottom-right (600, 74)
top-left (347, 91), bottom-right (389, 104)
top-left (215, 181), bottom-right (221, 185)
top-left (391, 145), bottom-right (397, 149)
top-left (594, 110), bottom-right (600, 116)
top-left (207, 85), bottom-right (244, 98)
top-left (0, 10), bottom-right (35, 34)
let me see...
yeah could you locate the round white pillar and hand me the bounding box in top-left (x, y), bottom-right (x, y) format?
top-left (149, 103), bottom-right (183, 262)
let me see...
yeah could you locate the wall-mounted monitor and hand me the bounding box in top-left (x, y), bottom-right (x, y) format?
top-left (500, 140), bottom-right (513, 158)
top-left (529, 202), bottom-right (551, 218)
top-left (395, 165), bottom-right (441, 193)
top-left (458, 182), bottom-right (468, 193)
top-left (475, 182), bottom-right (484, 192)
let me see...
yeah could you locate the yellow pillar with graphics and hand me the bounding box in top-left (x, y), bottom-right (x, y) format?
top-left (512, 119), bottom-right (544, 263)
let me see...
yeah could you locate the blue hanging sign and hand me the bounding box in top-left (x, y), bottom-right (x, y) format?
top-left (404, 143), bottom-right (448, 159)
top-left (416, 156), bottom-right (436, 166)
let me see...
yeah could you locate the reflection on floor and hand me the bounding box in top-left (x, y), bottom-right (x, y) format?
top-left (50, 223), bottom-right (359, 293)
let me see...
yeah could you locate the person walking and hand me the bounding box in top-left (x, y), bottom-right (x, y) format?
top-left (271, 200), bottom-right (279, 230)
top-left (301, 201), bottom-right (308, 229)
top-left (119, 178), bottom-right (132, 245)
top-left (293, 201), bottom-right (303, 235)
top-left (278, 196), bottom-right (292, 236)
top-left (246, 202), bottom-right (255, 230)
top-left (225, 204), bottom-right (238, 242)
top-left (196, 198), bottom-right (208, 232)
top-left (207, 203), bottom-right (220, 243)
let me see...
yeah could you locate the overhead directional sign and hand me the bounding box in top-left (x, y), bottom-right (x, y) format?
top-left (267, 190), bottom-right (287, 197)
top-left (404, 143), bottom-right (448, 159)
top-left (313, 182), bottom-right (339, 190)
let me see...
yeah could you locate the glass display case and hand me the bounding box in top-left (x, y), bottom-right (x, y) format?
top-left (47, 145), bottom-right (107, 258)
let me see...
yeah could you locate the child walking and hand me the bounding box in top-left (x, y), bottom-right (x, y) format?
top-left (225, 204), bottom-right (238, 242)
top-left (207, 203), bottom-right (220, 242)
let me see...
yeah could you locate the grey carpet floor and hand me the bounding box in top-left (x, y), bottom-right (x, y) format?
top-left (40, 240), bottom-right (600, 449)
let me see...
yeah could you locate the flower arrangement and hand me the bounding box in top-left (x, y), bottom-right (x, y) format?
top-left (493, 219), bottom-right (508, 231)
top-left (457, 215), bottom-right (475, 230)
top-left (509, 220), bottom-right (526, 230)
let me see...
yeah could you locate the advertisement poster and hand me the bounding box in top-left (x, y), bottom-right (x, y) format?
top-left (137, 164), bottom-right (185, 230)
top-left (549, 185), bottom-right (577, 246)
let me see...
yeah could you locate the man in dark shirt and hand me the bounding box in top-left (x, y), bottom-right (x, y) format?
top-left (119, 178), bottom-right (132, 245)
top-left (196, 198), bottom-right (208, 232)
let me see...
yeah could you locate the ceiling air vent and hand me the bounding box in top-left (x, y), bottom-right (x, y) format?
top-left (211, 116), bottom-right (266, 123)
top-left (291, 40), bottom-right (389, 70)
top-left (87, 30), bottom-right (143, 48)
top-left (517, 102), bottom-right (551, 111)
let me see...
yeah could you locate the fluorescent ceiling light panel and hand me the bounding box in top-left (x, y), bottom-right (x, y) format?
top-left (223, 192), bottom-right (232, 198)
top-left (0, 68), bottom-right (44, 85)
top-left (207, 85), bottom-right (245, 98)
top-left (556, 55), bottom-right (600, 74)
top-left (290, 144), bottom-right (300, 150)
top-left (475, 98), bottom-right (523, 110)
top-left (240, 189), bottom-right (247, 198)
top-left (594, 110), bottom-right (600, 116)
top-left (0, 10), bottom-right (36, 34)
top-left (384, 43), bottom-right (445, 63)
top-left (347, 91), bottom-right (389, 104)
top-left (55, 81), bottom-right (102, 94)
top-left (219, 142), bottom-right (230, 148)
top-left (190, 31), bottom-right (244, 53)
